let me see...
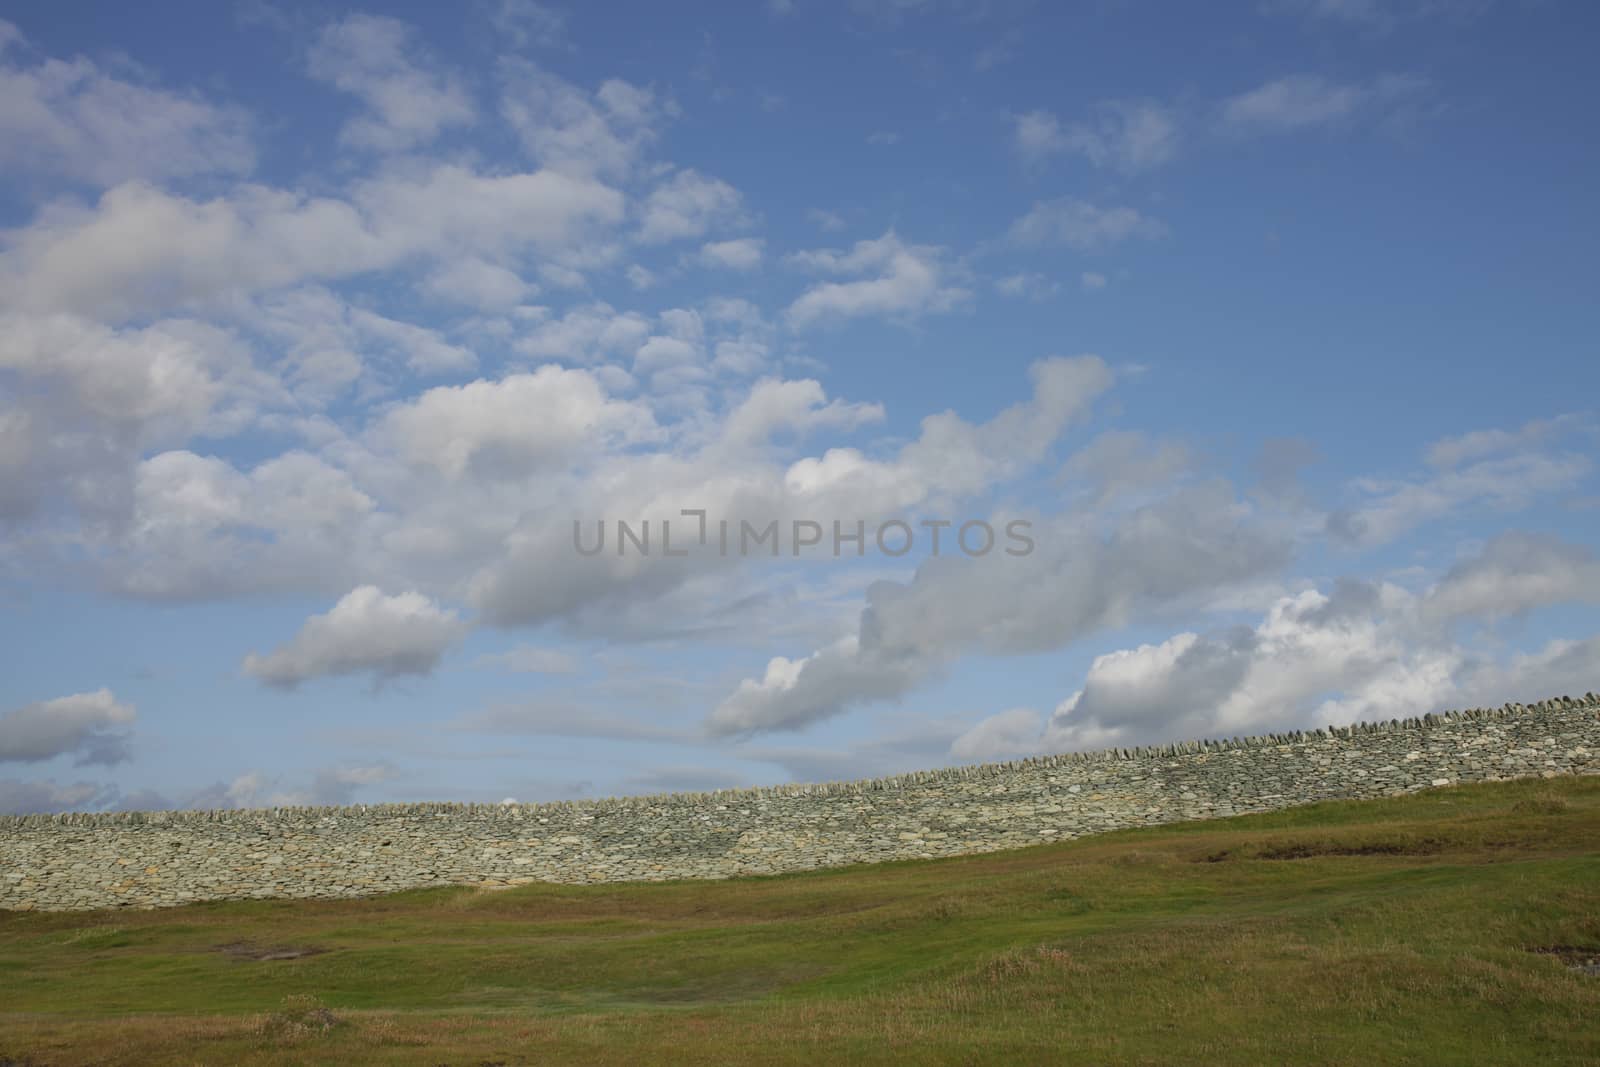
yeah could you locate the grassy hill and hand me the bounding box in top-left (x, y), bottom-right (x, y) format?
top-left (3, 775), bottom-right (1598, 1066)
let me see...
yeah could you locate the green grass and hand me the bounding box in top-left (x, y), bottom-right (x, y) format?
top-left (3, 776), bottom-right (1598, 1065)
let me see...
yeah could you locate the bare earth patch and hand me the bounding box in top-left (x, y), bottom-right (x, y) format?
top-left (217, 941), bottom-right (328, 962)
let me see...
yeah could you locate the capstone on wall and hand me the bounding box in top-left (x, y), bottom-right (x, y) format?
top-left (3, 694), bottom-right (1597, 911)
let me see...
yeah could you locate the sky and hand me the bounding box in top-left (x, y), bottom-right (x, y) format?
top-left (0, 0), bottom-right (1596, 814)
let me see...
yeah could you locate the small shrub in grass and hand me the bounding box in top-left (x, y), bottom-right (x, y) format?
top-left (1512, 792), bottom-right (1571, 815)
top-left (253, 993), bottom-right (341, 1044)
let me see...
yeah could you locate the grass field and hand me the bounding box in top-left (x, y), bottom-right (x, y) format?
top-left (3, 775), bottom-right (1598, 1066)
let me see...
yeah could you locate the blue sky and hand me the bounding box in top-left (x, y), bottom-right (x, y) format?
top-left (0, 0), bottom-right (1595, 813)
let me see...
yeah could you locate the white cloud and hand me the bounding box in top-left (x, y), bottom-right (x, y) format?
top-left (0, 165), bottom-right (624, 321)
top-left (108, 448), bottom-right (378, 600)
top-left (0, 312), bottom-right (280, 526)
top-left (237, 286), bottom-right (474, 405)
top-left (308, 14), bottom-right (474, 152)
top-left (421, 258), bottom-right (533, 311)
top-left (952, 530), bottom-right (1600, 759)
top-left (638, 168), bottom-right (745, 244)
top-left (464, 357), bottom-right (1107, 632)
top-left (786, 231), bottom-right (970, 327)
top-left (698, 360), bottom-right (1308, 737)
top-left (1423, 532), bottom-right (1600, 622)
top-left (514, 302), bottom-right (652, 363)
top-left (721, 378), bottom-right (884, 447)
top-left (1081, 271), bottom-right (1107, 290)
top-left (1220, 74), bottom-right (1428, 133)
top-left (0, 27), bottom-right (253, 186)
top-left (707, 635), bottom-right (925, 736)
top-left (1425, 415), bottom-right (1585, 469)
top-left (350, 308), bottom-right (475, 374)
top-left (694, 237), bottom-right (765, 270)
top-left (0, 689), bottom-right (136, 765)
top-left (243, 586), bottom-right (467, 687)
top-left (950, 706), bottom-right (1045, 762)
top-left (1014, 101), bottom-right (1178, 173)
top-left (499, 60), bottom-right (666, 177)
top-left (0, 313), bottom-right (266, 439)
top-left (377, 367), bottom-right (659, 480)
top-left (1061, 430), bottom-right (1197, 505)
top-left (1007, 199), bottom-right (1166, 249)
top-left (1457, 634), bottom-right (1600, 709)
top-left (711, 478), bottom-right (1290, 735)
top-left (1327, 423), bottom-right (1591, 547)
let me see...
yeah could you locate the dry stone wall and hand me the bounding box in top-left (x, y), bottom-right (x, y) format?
top-left (4, 693), bottom-right (1598, 912)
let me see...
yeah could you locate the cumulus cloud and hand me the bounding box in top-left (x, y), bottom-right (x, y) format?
top-left (637, 168), bottom-right (745, 243)
top-left (92, 446), bottom-right (381, 602)
top-left (308, 14), bottom-right (474, 152)
top-left (720, 377), bottom-right (884, 447)
top-left (0, 165), bottom-right (623, 321)
top-left (0, 312), bottom-right (282, 524)
top-left (2, 14), bottom-right (1590, 799)
top-left (1007, 199), bottom-right (1166, 249)
top-left (467, 356), bottom-right (1109, 631)
top-left (243, 587), bottom-right (467, 687)
top-left (951, 532), bottom-right (1600, 760)
top-left (377, 367), bottom-right (659, 480)
top-left (707, 484), bottom-right (1288, 735)
top-left (514, 302), bottom-right (652, 363)
top-left (0, 689), bottom-right (136, 765)
top-left (499, 60), bottom-right (666, 177)
top-left (1060, 430), bottom-right (1198, 505)
top-left (786, 231), bottom-right (970, 327)
top-left (707, 635), bottom-right (929, 736)
top-left (243, 294), bottom-right (476, 385)
top-left (0, 23), bottom-right (253, 185)
top-left (705, 362), bottom-right (1297, 738)
top-left (420, 257), bottom-right (534, 311)
top-left (949, 707), bottom-right (1047, 762)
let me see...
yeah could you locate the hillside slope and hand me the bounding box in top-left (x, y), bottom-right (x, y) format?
top-left (2, 775), bottom-right (1598, 1066)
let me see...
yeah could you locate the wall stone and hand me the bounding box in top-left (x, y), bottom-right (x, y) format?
top-left (3, 693), bottom-right (1597, 912)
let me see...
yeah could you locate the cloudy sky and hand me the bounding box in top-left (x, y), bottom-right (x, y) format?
top-left (1, 0), bottom-right (1596, 814)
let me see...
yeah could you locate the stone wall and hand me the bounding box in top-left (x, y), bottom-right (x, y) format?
top-left (3, 693), bottom-right (1597, 912)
